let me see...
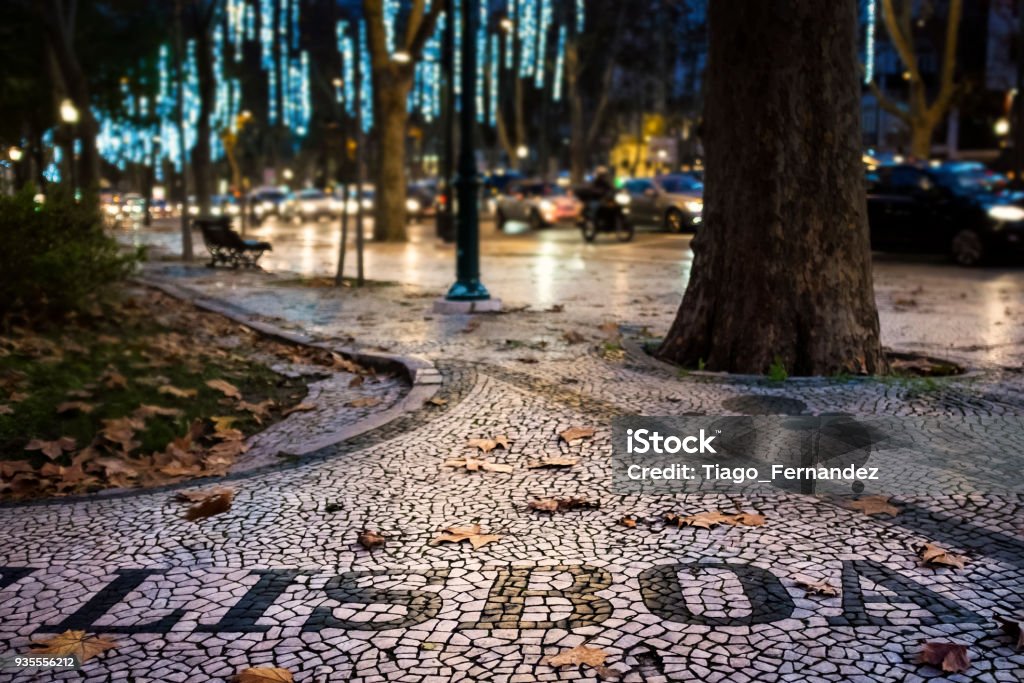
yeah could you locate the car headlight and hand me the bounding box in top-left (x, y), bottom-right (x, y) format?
top-left (685, 200), bottom-right (703, 214)
top-left (226, 204), bottom-right (240, 215)
top-left (406, 198), bottom-right (422, 213)
top-left (539, 199), bottom-right (554, 213)
top-left (614, 191), bottom-right (630, 206)
top-left (988, 205), bottom-right (1024, 222)
top-left (105, 205), bottom-right (120, 215)
top-left (262, 201), bottom-right (275, 212)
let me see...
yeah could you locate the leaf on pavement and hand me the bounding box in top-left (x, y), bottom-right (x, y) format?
top-left (917, 543), bottom-right (968, 570)
top-left (174, 486), bottom-right (234, 503)
top-left (527, 456), bottom-right (579, 469)
top-left (282, 402), bottom-right (316, 416)
top-left (206, 379), bottom-right (242, 399)
top-left (618, 515), bottom-right (638, 528)
top-left (562, 330), bottom-right (586, 344)
top-left (233, 667), bottom-right (294, 683)
top-left (25, 437), bottom-right (77, 460)
top-left (559, 426), bottom-right (596, 443)
top-left (158, 385), bottom-right (198, 399)
top-left (349, 375), bottom-right (365, 388)
top-left (427, 396), bottom-right (448, 406)
top-left (430, 523), bottom-right (502, 549)
top-left (357, 529), bottom-right (387, 550)
top-left (918, 642), bottom-right (970, 673)
top-left (467, 435), bottom-right (510, 453)
top-left (444, 457), bottom-right (513, 474)
top-left (795, 577), bottom-right (840, 597)
top-left (844, 495), bottom-right (902, 517)
top-left (346, 397), bottom-right (381, 408)
top-left (182, 488), bottom-right (234, 521)
top-left (461, 318), bottom-right (482, 333)
top-left (56, 401), bottom-right (97, 415)
top-left (727, 512), bottom-right (766, 527)
top-left (542, 644), bottom-right (609, 668)
top-left (529, 497), bottom-right (600, 513)
top-left (996, 614), bottom-right (1024, 650)
top-left (30, 630), bottom-right (118, 663)
top-left (665, 510), bottom-right (763, 529)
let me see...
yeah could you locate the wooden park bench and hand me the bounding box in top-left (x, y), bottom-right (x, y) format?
top-left (195, 216), bottom-right (272, 268)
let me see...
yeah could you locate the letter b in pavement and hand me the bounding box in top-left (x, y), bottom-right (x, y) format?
top-left (464, 564), bottom-right (613, 630)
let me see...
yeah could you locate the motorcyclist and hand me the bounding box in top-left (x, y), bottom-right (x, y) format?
top-left (590, 166), bottom-right (614, 196)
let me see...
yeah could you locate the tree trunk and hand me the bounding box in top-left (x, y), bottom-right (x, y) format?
top-left (192, 26), bottom-right (215, 215)
top-left (908, 119), bottom-right (934, 159)
top-left (657, 0), bottom-right (886, 377)
top-left (371, 79), bottom-right (410, 242)
top-left (567, 39), bottom-right (585, 185)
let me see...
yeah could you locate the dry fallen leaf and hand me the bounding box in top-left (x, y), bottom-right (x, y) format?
top-left (427, 396), bottom-right (448, 407)
top-left (431, 523), bottom-right (502, 549)
top-left (349, 375), bottom-right (365, 388)
top-left (237, 400), bottom-right (274, 423)
top-left (542, 643), bottom-right (609, 668)
top-left (30, 630), bottom-right (118, 663)
top-left (100, 369), bottom-right (128, 390)
top-left (618, 515), bottom-right (638, 528)
top-left (282, 403), bottom-right (316, 417)
top-left (918, 642), bottom-right (970, 673)
top-left (133, 404), bottom-right (183, 419)
top-left (844, 495), bottom-right (902, 517)
top-left (467, 436), bottom-right (510, 453)
top-left (158, 385), bottom-right (198, 399)
top-left (56, 401), bottom-right (96, 415)
top-left (461, 318), bottom-right (482, 333)
top-left (0, 404), bottom-right (13, 415)
top-left (559, 426), bottom-right (596, 443)
top-left (233, 667), bottom-right (294, 683)
top-left (182, 489), bottom-right (234, 521)
top-left (917, 543), bottom-right (968, 570)
top-left (357, 529), bottom-right (386, 550)
top-left (206, 379), bottom-right (242, 400)
top-left (996, 614), bottom-right (1024, 650)
top-left (25, 437), bottom-right (77, 460)
top-left (444, 457), bottom-right (513, 474)
top-left (665, 510), bottom-right (764, 529)
top-left (528, 497), bottom-right (600, 513)
top-left (346, 397), bottom-right (382, 408)
top-left (562, 330), bottom-right (586, 344)
top-left (795, 578), bottom-right (840, 597)
top-left (174, 486), bottom-right (234, 503)
top-left (527, 456), bottom-right (579, 469)
top-left (727, 512), bottom-right (766, 527)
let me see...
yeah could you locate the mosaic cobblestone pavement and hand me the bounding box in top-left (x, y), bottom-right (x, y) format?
top-left (2, 255), bottom-right (1023, 682)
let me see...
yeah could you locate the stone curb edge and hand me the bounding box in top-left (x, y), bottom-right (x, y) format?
top-left (136, 276), bottom-right (442, 459)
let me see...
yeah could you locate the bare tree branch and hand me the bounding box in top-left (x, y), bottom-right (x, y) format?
top-left (929, 0), bottom-right (962, 119)
top-left (866, 79), bottom-right (911, 123)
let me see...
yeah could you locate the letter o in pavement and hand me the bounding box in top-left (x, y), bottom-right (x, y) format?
top-left (638, 562), bottom-right (794, 626)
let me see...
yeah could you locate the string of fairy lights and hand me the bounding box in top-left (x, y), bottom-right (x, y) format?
top-left (50, 1), bottom-right (879, 185)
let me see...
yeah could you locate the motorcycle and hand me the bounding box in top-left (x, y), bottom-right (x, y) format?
top-left (575, 187), bottom-right (634, 243)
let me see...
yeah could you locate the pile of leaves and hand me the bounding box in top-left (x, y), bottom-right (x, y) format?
top-left (0, 289), bottom-right (373, 498)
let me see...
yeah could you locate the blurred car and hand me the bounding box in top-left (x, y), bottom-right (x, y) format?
top-left (331, 185), bottom-right (375, 215)
top-left (186, 195), bottom-right (241, 218)
top-left (288, 188), bottom-right (335, 221)
top-left (250, 187), bottom-right (290, 223)
top-left (618, 174), bottom-right (704, 232)
top-left (867, 162), bottom-right (1024, 266)
top-left (495, 180), bottom-right (582, 230)
top-left (483, 171), bottom-right (526, 214)
top-left (406, 181), bottom-right (438, 221)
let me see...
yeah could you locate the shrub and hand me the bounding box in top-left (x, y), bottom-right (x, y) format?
top-left (0, 186), bottom-right (139, 323)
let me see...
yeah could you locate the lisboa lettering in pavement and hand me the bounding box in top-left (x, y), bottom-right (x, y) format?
top-left (0, 561), bottom-right (984, 634)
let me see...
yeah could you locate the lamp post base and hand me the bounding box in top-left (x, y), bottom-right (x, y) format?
top-left (432, 296), bottom-right (503, 314)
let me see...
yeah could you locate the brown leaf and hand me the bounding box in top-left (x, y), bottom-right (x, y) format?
top-left (527, 456), bottom-right (579, 469)
top-left (430, 523), bottom-right (502, 549)
top-left (725, 512), bottom-right (766, 527)
top-left (346, 397), bottom-right (381, 408)
top-left (918, 642), bottom-right (970, 673)
top-left (174, 486), bottom-right (234, 503)
top-left (330, 352), bottom-right (365, 374)
top-left (100, 369), bottom-right (128, 390)
top-left (132, 404), bottom-right (183, 419)
top-left (559, 426), bottom-right (596, 443)
top-left (100, 417), bottom-right (144, 452)
top-left (598, 321), bottom-right (620, 338)
top-left (795, 578), bottom-right (840, 597)
top-left (427, 396), bottom-right (448, 406)
top-left (206, 379), bottom-right (242, 399)
top-left (30, 630), bottom-right (118, 663)
top-left (0, 460), bottom-right (36, 478)
top-left (444, 457), bottom-right (513, 474)
top-left (8, 391), bottom-right (29, 402)
top-left (467, 435), bottom-right (510, 453)
top-left (237, 399), bottom-right (274, 423)
top-left (349, 375), bottom-right (365, 388)
top-left (666, 510), bottom-right (735, 529)
top-left (917, 543), bottom-right (968, 570)
top-left (529, 497), bottom-right (600, 513)
top-left (158, 385), bottom-right (198, 399)
top-left (0, 404), bottom-right (13, 415)
top-left (357, 529), bottom-right (386, 550)
top-left (56, 401), bottom-right (97, 415)
top-left (542, 644), bottom-right (609, 668)
top-left (233, 667), bottom-right (294, 683)
top-left (461, 318), bottom-right (482, 333)
top-left (25, 437), bottom-right (77, 460)
top-left (618, 515), bottom-right (638, 528)
top-left (996, 614), bottom-right (1024, 650)
top-left (562, 330), bottom-right (586, 344)
top-left (844, 495), bottom-right (902, 517)
top-left (183, 489), bottom-right (234, 521)
top-left (282, 402), bottom-right (316, 416)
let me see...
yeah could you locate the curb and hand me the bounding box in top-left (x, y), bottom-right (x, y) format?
top-left (136, 276), bottom-right (442, 460)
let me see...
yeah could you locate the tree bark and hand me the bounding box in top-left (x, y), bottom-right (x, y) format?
top-left (192, 22), bottom-right (216, 215)
top-left (657, 0), bottom-right (887, 377)
top-left (372, 78), bottom-right (412, 241)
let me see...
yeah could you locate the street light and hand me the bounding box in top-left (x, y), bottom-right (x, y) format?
top-left (500, 18), bottom-right (514, 31)
top-left (996, 118), bottom-right (1011, 137)
top-left (516, 145), bottom-right (529, 159)
top-left (392, 51), bottom-right (412, 64)
top-left (7, 146), bottom-right (23, 162)
top-left (59, 98), bottom-right (79, 124)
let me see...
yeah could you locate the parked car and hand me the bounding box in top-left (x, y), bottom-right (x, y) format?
top-left (406, 181), bottom-right (438, 221)
top-left (495, 180), bottom-right (582, 230)
top-left (331, 185), bottom-right (375, 215)
top-left (618, 174), bottom-right (704, 232)
top-left (250, 187), bottom-right (290, 224)
top-left (867, 162), bottom-right (1024, 266)
top-left (288, 188), bottom-right (335, 221)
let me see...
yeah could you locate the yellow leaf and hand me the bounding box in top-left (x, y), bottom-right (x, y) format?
top-left (30, 630), bottom-right (118, 663)
top-left (206, 379), bottom-right (242, 399)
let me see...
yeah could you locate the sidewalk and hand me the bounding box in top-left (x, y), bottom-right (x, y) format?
top-left (0, 262), bottom-right (1022, 682)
